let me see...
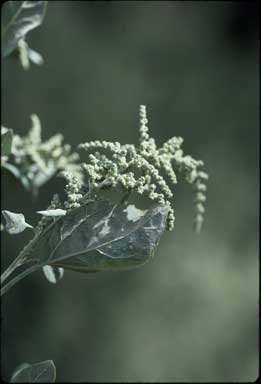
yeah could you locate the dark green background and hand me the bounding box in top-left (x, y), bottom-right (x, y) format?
top-left (1, 1), bottom-right (259, 382)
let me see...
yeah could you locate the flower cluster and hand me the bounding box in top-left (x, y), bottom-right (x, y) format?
top-left (8, 114), bottom-right (83, 192)
top-left (78, 105), bottom-right (208, 232)
top-left (60, 171), bottom-right (84, 210)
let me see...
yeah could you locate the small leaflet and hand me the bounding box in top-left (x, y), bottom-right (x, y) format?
top-left (1, 210), bottom-right (33, 235)
top-left (37, 209), bottom-right (66, 217)
top-left (43, 265), bottom-right (64, 284)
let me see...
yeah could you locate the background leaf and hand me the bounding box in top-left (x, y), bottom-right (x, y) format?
top-left (1, 1), bottom-right (48, 57)
top-left (11, 360), bottom-right (56, 383)
top-left (1, 127), bottom-right (13, 157)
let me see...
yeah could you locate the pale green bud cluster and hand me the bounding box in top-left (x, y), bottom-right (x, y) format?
top-left (171, 151), bottom-right (208, 233)
top-left (78, 105), bottom-right (208, 232)
top-left (60, 171), bottom-right (84, 210)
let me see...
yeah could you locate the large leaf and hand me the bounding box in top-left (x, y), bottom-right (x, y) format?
top-left (11, 360), bottom-right (56, 383)
top-left (25, 200), bottom-right (169, 272)
top-left (1, 1), bottom-right (48, 57)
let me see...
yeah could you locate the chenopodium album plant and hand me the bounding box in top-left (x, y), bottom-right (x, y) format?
top-left (1, 2), bottom-right (208, 382)
top-left (1, 104), bottom-right (208, 296)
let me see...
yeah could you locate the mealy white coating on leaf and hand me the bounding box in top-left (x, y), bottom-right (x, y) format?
top-left (37, 209), bottom-right (66, 217)
top-left (123, 205), bottom-right (146, 222)
top-left (1, 210), bottom-right (33, 234)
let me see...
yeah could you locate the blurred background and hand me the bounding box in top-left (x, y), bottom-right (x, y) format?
top-left (1, 1), bottom-right (259, 382)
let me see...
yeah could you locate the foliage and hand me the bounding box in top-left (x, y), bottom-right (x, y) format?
top-left (1, 1), bottom-right (47, 69)
top-left (2, 114), bottom-right (82, 195)
top-left (1, 210), bottom-right (33, 234)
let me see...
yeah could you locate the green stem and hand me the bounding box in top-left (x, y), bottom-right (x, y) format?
top-left (1, 253), bottom-right (25, 285)
top-left (1, 265), bottom-right (39, 296)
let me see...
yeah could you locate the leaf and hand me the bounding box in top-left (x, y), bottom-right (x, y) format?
top-left (37, 209), bottom-right (66, 217)
top-left (43, 265), bottom-right (64, 284)
top-left (11, 360), bottom-right (56, 383)
top-left (28, 46), bottom-right (44, 65)
top-left (1, 162), bottom-right (32, 190)
top-left (1, 210), bottom-right (33, 234)
top-left (2, 161), bottom-right (56, 192)
top-left (24, 199), bottom-right (169, 272)
top-left (1, 1), bottom-right (48, 58)
top-left (11, 363), bottom-right (31, 381)
top-left (1, 127), bottom-right (13, 156)
top-left (2, 162), bottom-right (22, 179)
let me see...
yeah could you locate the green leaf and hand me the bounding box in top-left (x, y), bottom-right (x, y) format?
top-left (25, 199), bottom-right (169, 272)
top-left (1, 1), bottom-right (48, 58)
top-left (11, 360), bottom-right (56, 383)
top-left (43, 265), bottom-right (64, 284)
top-left (28, 46), bottom-right (44, 65)
top-left (1, 127), bottom-right (13, 156)
top-left (1, 162), bottom-right (33, 190)
top-left (1, 210), bottom-right (33, 234)
top-left (2, 162), bottom-right (22, 179)
top-left (37, 209), bottom-right (66, 217)
top-left (11, 363), bottom-right (31, 382)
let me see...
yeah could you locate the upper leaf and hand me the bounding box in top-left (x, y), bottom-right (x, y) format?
top-left (1, 1), bottom-right (48, 57)
top-left (11, 360), bottom-right (56, 383)
top-left (25, 200), bottom-right (169, 272)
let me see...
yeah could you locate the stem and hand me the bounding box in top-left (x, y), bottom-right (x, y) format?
top-left (1, 265), bottom-right (39, 296)
top-left (1, 217), bottom-right (57, 284)
top-left (120, 190), bottom-right (131, 205)
top-left (1, 253), bottom-right (25, 285)
top-left (1, 214), bottom-right (64, 294)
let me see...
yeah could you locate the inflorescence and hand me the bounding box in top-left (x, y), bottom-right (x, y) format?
top-left (10, 114), bottom-right (83, 191)
top-left (75, 105), bottom-right (208, 232)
